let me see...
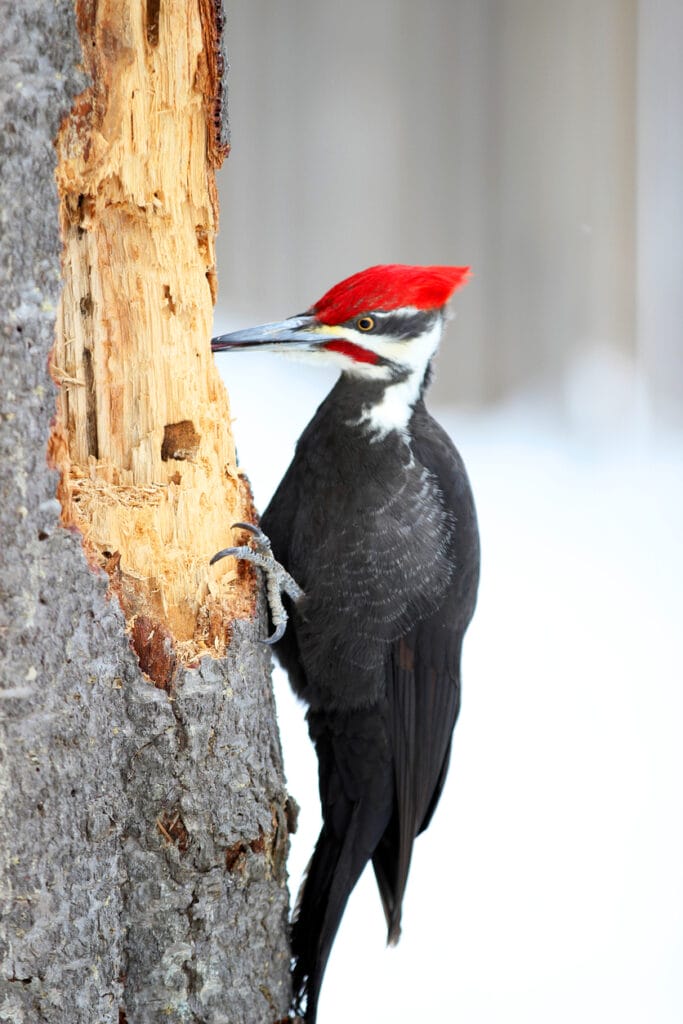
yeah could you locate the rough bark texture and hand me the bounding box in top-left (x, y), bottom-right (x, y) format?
top-left (0, 4), bottom-right (291, 1023)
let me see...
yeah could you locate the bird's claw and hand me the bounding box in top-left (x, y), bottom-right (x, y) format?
top-left (262, 620), bottom-right (287, 646)
top-left (210, 522), bottom-right (303, 644)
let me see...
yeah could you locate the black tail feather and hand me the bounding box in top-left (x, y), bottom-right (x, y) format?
top-left (290, 827), bottom-right (339, 1021)
top-left (291, 805), bottom-right (378, 1023)
top-left (371, 820), bottom-right (404, 946)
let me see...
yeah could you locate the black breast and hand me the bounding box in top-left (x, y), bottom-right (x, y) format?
top-left (261, 376), bottom-right (463, 712)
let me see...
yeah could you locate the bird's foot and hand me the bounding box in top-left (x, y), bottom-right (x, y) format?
top-left (210, 522), bottom-right (303, 644)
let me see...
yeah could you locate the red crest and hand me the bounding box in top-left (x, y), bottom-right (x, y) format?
top-left (312, 264), bottom-right (471, 325)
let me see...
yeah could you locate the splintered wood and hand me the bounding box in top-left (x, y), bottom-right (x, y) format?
top-left (50, 0), bottom-right (253, 669)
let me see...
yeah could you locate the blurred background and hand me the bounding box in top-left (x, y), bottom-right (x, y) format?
top-left (212, 2), bottom-right (682, 1021)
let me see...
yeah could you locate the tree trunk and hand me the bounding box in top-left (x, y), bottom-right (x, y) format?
top-left (0, 3), bottom-right (292, 1022)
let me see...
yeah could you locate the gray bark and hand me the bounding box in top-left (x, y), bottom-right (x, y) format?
top-left (0, 4), bottom-right (291, 1022)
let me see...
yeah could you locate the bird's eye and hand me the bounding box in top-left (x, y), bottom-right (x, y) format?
top-left (356, 316), bottom-right (375, 332)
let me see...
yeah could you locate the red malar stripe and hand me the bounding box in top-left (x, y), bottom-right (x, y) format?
top-left (323, 340), bottom-right (379, 364)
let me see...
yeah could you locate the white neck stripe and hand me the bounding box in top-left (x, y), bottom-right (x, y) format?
top-left (349, 319), bottom-right (443, 439)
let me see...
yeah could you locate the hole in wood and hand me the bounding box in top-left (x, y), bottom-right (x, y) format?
top-left (161, 420), bottom-right (200, 462)
top-left (146, 0), bottom-right (161, 47)
top-left (82, 347), bottom-right (98, 458)
top-left (131, 614), bottom-right (177, 689)
top-left (162, 283), bottom-right (176, 315)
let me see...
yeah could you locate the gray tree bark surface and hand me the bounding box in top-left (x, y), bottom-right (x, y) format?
top-left (0, 4), bottom-right (291, 1022)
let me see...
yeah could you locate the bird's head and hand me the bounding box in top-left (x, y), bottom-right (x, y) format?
top-left (211, 264), bottom-right (470, 384)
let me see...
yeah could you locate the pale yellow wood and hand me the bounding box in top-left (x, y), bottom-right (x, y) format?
top-left (51, 0), bottom-right (250, 661)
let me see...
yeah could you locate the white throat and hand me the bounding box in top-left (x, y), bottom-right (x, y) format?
top-left (351, 318), bottom-right (443, 440)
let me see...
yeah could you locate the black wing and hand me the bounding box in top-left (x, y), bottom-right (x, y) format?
top-left (374, 409), bottom-right (480, 940)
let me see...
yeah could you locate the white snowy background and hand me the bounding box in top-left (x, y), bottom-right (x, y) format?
top-left (214, 341), bottom-right (683, 1024)
top-left (212, 2), bottom-right (683, 1019)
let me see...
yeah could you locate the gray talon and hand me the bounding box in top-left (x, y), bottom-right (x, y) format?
top-left (211, 523), bottom-right (303, 643)
top-left (260, 621), bottom-right (287, 646)
top-left (232, 521), bottom-right (269, 543)
top-left (210, 545), bottom-right (242, 565)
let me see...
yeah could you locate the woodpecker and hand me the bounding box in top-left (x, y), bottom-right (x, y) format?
top-left (211, 265), bottom-right (480, 1023)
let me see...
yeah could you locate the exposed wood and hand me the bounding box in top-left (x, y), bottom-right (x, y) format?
top-left (51, 0), bottom-right (247, 664)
